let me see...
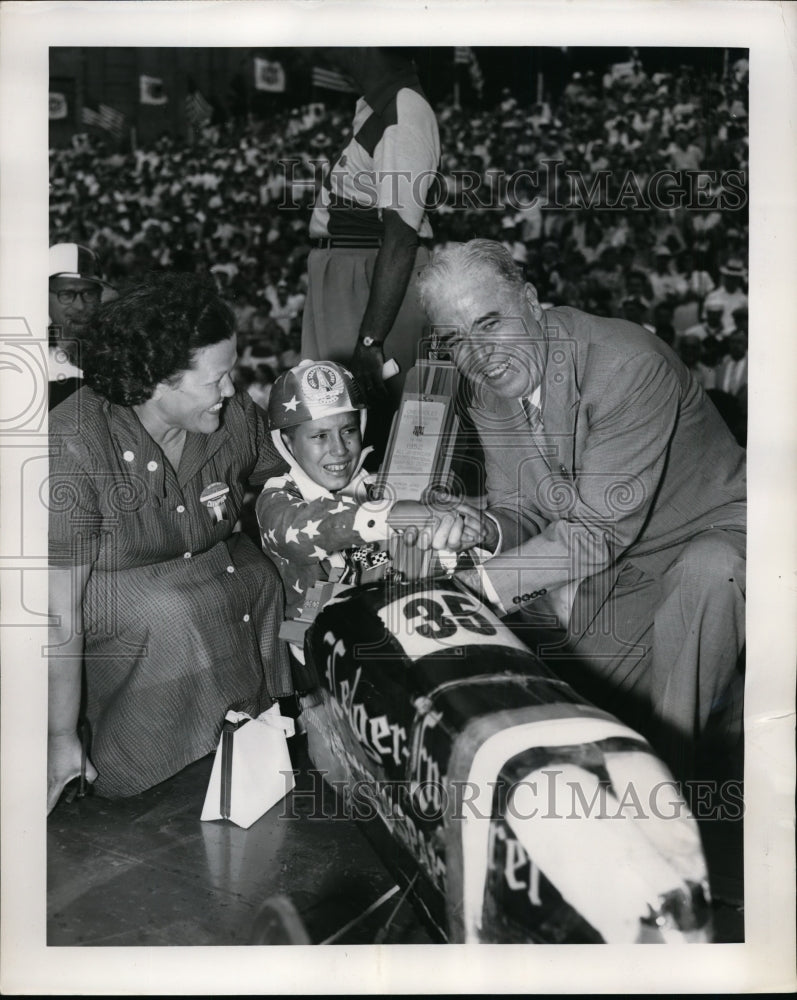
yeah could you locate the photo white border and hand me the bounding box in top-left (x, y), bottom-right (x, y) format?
top-left (1, 0), bottom-right (795, 993)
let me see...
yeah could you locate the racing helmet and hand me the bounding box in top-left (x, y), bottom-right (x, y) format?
top-left (268, 359), bottom-right (366, 432)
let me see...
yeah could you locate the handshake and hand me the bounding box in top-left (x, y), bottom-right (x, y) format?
top-left (385, 498), bottom-right (498, 554)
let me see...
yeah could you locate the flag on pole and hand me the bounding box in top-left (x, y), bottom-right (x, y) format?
top-left (140, 74), bottom-right (168, 105)
top-left (99, 103), bottom-right (125, 138)
top-left (185, 90), bottom-right (213, 128)
top-left (49, 92), bottom-right (68, 120)
top-left (80, 106), bottom-right (104, 128)
top-left (469, 54), bottom-right (484, 98)
top-left (254, 58), bottom-right (286, 92)
top-left (454, 47), bottom-right (484, 98)
top-left (311, 66), bottom-right (357, 94)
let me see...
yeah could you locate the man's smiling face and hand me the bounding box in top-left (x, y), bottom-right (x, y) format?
top-left (426, 276), bottom-right (548, 399)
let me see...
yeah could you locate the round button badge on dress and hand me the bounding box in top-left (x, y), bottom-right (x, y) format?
top-left (123, 450), bottom-right (134, 462)
top-left (200, 481), bottom-right (230, 524)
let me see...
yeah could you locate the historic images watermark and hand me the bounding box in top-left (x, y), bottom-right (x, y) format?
top-left (279, 769), bottom-right (745, 823)
top-left (277, 158), bottom-right (748, 213)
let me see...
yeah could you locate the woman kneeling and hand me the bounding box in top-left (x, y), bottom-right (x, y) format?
top-left (48, 273), bottom-right (292, 811)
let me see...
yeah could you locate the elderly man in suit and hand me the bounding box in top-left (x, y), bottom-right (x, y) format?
top-left (417, 239), bottom-right (746, 780)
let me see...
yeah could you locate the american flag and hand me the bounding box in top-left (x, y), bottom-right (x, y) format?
top-left (81, 104), bottom-right (125, 137)
top-left (80, 106), bottom-right (103, 128)
top-left (98, 103), bottom-right (125, 138)
top-left (185, 90), bottom-right (213, 129)
top-left (311, 66), bottom-right (357, 94)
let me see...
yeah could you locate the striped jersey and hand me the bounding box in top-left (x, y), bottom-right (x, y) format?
top-left (309, 69), bottom-right (440, 240)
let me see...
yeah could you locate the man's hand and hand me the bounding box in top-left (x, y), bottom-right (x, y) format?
top-left (387, 499), bottom-right (495, 552)
top-left (454, 501), bottom-right (497, 551)
top-left (353, 209), bottom-right (419, 402)
top-left (352, 339), bottom-right (387, 401)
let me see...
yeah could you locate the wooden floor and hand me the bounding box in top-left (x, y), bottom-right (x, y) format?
top-left (47, 738), bottom-right (432, 947)
top-left (48, 736), bottom-right (744, 947)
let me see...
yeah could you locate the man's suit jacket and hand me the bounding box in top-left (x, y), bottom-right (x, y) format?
top-left (470, 306), bottom-right (747, 619)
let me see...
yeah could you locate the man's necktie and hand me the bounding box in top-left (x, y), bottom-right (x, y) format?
top-left (522, 398), bottom-right (544, 432)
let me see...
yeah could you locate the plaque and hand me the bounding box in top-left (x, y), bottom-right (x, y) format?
top-left (374, 358), bottom-right (459, 504)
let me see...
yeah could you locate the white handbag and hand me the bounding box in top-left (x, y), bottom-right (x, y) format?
top-left (201, 704), bottom-right (296, 829)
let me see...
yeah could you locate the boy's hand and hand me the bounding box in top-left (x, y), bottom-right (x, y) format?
top-left (386, 500), bottom-right (433, 544)
top-left (388, 499), bottom-right (495, 552)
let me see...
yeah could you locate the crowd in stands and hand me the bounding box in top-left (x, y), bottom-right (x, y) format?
top-left (49, 53), bottom-right (749, 439)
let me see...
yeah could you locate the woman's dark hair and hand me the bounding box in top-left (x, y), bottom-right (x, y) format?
top-left (81, 272), bottom-right (235, 405)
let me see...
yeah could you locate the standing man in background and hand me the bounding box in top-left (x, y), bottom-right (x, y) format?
top-left (48, 243), bottom-right (114, 410)
top-left (302, 47), bottom-right (441, 458)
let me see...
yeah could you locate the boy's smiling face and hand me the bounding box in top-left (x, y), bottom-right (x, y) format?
top-left (283, 410), bottom-right (362, 492)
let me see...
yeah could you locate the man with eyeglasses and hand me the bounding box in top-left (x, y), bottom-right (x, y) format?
top-left (48, 243), bottom-right (114, 409)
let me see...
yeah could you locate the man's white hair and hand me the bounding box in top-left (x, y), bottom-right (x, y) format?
top-left (417, 239), bottom-right (526, 315)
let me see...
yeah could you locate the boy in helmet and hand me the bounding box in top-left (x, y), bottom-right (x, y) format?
top-left (256, 359), bottom-right (485, 685)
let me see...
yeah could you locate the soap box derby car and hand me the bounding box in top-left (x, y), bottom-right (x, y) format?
top-left (283, 358), bottom-right (712, 944)
top-left (298, 574), bottom-right (713, 945)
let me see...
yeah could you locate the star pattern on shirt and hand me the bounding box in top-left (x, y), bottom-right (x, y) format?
top-left (292, 580), bottom-right (304, 594)
top-left (285, 526), bottom-right (300, 544)
top-left (329, 500), bottom-right (351, 514)
top-left (311, 545), bottom-right (328, 560)
top-left (282, 395), bottom-right (300, 412)
top-left (300, 518), bottom-right (321, 539)
top-left (266, 527), bottom-right (277, 545)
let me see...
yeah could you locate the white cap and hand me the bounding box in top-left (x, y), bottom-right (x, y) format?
top-left (49, 243), bottom-right (105, 283)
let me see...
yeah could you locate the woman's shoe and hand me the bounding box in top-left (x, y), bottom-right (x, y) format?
top-left (63, 723), bottom-right (91, 802)
top-left (48, 722), bottom-right (96, 814)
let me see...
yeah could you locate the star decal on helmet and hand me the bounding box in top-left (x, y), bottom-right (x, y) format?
top-left (282, 395), bottom-right (300, 412)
